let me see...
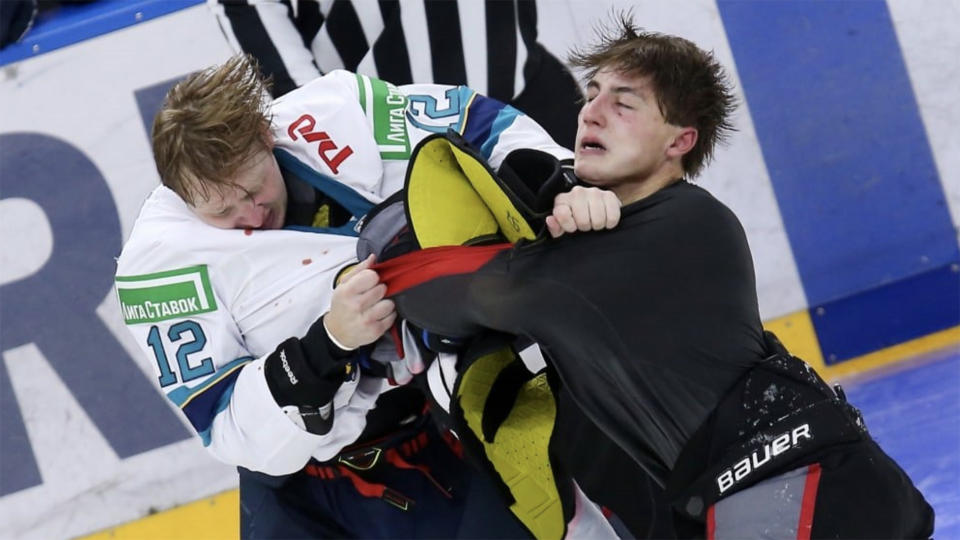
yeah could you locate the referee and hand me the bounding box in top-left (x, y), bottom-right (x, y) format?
top-left (209, 0), bottom-right (582, 148)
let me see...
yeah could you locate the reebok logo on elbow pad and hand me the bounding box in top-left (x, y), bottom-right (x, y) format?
top-left (266, 337), bottom-right (348, 410)
top-left (279, 349), bottom-right (298, 385)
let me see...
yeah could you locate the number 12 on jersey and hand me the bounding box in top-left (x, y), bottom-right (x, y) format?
top-left (146, 320), bottom-right (214, 387)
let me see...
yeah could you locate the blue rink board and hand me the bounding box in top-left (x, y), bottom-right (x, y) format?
top-left (843, 347), bottom-right (960, 538)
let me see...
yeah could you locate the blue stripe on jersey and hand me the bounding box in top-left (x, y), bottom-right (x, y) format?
top-left (479, 107), bottom-right (523, 161)
top-left (274, 148), bottom-right (375, 235)
top-left (285, 223), bottom-right (363, 236)
top-left (460, 93), bottom-right (522, 159)
top-left (196, 381), bottom-right (238, 447)
top-left (452, 87), bottom-right (479, 134)
top-left (166, 356), bottom-right (252, 445)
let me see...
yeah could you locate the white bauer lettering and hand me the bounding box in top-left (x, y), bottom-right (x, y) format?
top-left (715, 423), bottom-right (813, 495)
top-left (751, 444), bottom-right (772, 469)
top-left (771, 433), bottom-right (791, 456)
top-left (733, 457), bottom-right (750, 483)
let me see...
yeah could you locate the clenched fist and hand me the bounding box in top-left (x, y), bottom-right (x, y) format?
top-left (546, 185), bottom-right (621, 238)
top-left (324, 254), bottom-right (397, 350)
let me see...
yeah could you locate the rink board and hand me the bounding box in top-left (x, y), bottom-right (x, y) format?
top-left (0, 1), bottom-right (957, 537)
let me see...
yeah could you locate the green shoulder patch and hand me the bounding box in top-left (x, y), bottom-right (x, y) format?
top-left (116, 265), bottom-right (217, 324)
top-left (356, 73), bottom-right (410, 160)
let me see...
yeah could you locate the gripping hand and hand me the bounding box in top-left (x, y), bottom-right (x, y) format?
top-left (325, 254), bottom-right (397, 350)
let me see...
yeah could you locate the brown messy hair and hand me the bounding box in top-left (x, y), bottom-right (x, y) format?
top-left (569, 13), bottom-right (736, 178)
top-left (151, 54), bottom-right (273, 205)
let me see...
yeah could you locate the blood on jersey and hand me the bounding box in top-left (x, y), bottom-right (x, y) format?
top-left (287, 114), bottom-right (354, 174)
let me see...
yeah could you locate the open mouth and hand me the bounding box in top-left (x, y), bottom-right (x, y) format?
top-left (580, 138), bottom-right (606, 152)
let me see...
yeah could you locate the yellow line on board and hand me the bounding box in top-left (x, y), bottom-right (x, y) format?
top-left (765, 311), bottom-right (960, 382)
top-left (816, 325), bottom-right (960, 381)
top-left (76, 489), bottom-right (238, 540)
top-left (763, 310), bottom-right (826, 368)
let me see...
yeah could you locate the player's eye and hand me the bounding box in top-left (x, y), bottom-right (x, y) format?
top-left (240, 185), bottom-right (259, 201)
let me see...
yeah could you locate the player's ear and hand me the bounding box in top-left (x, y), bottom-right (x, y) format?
top-left (666, 127), bottom-right (697, 158)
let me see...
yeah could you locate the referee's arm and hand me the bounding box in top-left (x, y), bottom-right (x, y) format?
top-left (209, 0), bottom-right (324, 97)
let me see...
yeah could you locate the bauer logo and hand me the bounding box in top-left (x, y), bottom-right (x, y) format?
top-left (716, 423), bottom-right (812, 495)
top-left (115, 265), bottom-right (217, 324)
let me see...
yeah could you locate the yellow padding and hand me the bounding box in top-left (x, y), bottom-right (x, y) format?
top-left (407, 138), bottom-right (499, 248)
top-left (447, 143), bottom-right (537, 243)
top-left (406, 136), bottom-right (536, 248)
top-left (457, 349), bottom-right (563, 540)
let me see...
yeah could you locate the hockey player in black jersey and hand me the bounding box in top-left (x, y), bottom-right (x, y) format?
top-left (373, 16), bottom-right (935, 539)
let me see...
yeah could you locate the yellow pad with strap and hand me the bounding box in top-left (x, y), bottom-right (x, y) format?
top-left (405, 133), bottom-right (568, 539)
top-left (405, 133), bottom-right (537, 248)
top-left (455, 348), bottom-right (565, 540)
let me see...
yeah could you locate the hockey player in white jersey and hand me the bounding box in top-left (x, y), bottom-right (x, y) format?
top-left (115, 55), bottom-right (619, 538)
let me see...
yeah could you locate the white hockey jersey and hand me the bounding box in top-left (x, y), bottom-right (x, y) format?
top-left (115, 70), bottom-right (572, 475)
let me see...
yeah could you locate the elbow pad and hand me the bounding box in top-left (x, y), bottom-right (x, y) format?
top-left (264, 317), bottom-right (356, 434)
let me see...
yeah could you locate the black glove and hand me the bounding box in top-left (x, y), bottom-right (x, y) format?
top-left (498, 149), bottom-right (579, 216)
top-left (264, 315), bottom-right (355, 434)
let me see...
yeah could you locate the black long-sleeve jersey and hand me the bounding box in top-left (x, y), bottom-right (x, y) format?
top-left (383, 180), bottom-right (768, 484)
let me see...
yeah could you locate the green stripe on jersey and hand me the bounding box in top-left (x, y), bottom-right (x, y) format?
top-left (356, 73), bottom-right (410, 159)
top-left (116, 265), bottom-right (217, 324)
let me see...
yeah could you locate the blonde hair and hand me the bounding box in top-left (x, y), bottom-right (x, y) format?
top-left (151, 54), bottom-right (273, 205)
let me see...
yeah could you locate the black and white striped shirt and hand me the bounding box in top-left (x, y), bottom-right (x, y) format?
top-left (210, 0), bottom-right (546, 101)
